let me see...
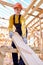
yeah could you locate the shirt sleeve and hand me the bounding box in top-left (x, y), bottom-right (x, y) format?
top-left (21, 16), bottom-right (26, 37)
top-left (8, 15), bottom-right (13, 32)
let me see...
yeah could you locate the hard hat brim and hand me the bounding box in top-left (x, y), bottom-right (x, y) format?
top-left (13, 3), bottom-right (23, 10)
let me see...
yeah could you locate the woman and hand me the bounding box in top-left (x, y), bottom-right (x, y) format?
top-left (8, 2), bottom-right (26, 65)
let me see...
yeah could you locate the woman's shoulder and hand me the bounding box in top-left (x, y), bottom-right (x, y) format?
top-left (20, 15), bottom-right (25, 19)
top-left (10, 14), bottom-right (14, 19)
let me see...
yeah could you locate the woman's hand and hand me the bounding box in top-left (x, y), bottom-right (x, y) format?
top-left (9, 31), bottom-right (13, 38)
top-left (22, 37), bottom-right (27, 44)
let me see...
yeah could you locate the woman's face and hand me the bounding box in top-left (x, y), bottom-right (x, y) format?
top-left (14, 8), bottom-right (21, 15)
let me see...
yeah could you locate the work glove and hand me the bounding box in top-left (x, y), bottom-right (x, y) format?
top-left (9, 31), bottom-right (13, 38)
top-left (22, 37), bottom-right (27, 44)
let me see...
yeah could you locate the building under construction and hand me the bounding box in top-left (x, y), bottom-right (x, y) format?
top-left (0, 0), bottom-right (43, 65)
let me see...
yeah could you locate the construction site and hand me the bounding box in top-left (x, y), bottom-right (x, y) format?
top-left (0, 0), bottom-right (43, 65)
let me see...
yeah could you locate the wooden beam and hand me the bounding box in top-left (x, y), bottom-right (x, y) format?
top-left (26, 17), bottom-right (35, 27)
top-left (0, 0), bottom-right (42, 12)
top-left (25, 8), bottom-right (43, 20)
top-left (0, 0), bottom-right (26, 11)
top-left (23, 0), bottom-right (36, 17)
top-left (25, 7), bottom-right (43, 19)
top-left (0, 52), bottom-right (5, 65)
top-left (28, 31), bottom-right (40, 39)
top-left (0, 0), bottom-right (13, 7)
top-left (33, 22), bottom-right (43, 29)
top-left (34, 35), bottom-right (40, 39)
top-left (33, 28), bottom-right (43, 33)
top-left (26, 9), bottom-right (43, 27)
top-left (0, 26), bottom-right (8, 29)
top-left (25, 0), bottom-right (43, 20)
top-left (25, 14), bottom-right (38, 20)
top-left (33, 6), bottom-right (43, 12)
top-left (29, 18), bottom-right (43, 28)
top-left (29, 19), bottom-right (40, 28)
top-left (29, 29), bottom-right (42, 39)
top-left (0, 46), bottom-right (18, 53)
top-left (32, 24), bottom-right (43, 33)
top-left (39, 19), bottom-right (43, 55)
top-left (24, 0), bottom-right (43, 17)
top-left (28, 22), bottom-right (43, 36)
top-left (28, 0), bottom-right (43, 15)
top-left (0, 39), bottom-right (11, 42)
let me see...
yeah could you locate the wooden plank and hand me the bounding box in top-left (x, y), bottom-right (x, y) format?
top-left (31, 22), bottom-right (43, 32)
top-left (0, 52), bottom-right (5, 65)
top-left (29, 0), bottom-right (43, 15)
top-left (24, 0), bottom-right (43, 17)
top-left (26, 10), bottom-right (43, 28)
top-left (33, 6), bottom-right (43, 12)
top-left (23, 0), bottom-right (36, 17)
top-left (29, 19), bottom-right (40, 28)
top-left (0, 46), bottom-right (18, 53)
top-left (0, 0), bottom-right (13, 7)
top-left (12, 32), bottom-right (43, 65)
top-left (0, 45), bottom-right (17, 65)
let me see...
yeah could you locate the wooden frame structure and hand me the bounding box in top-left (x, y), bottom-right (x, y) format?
top-left (0, 0), bottom-right (43, 64)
